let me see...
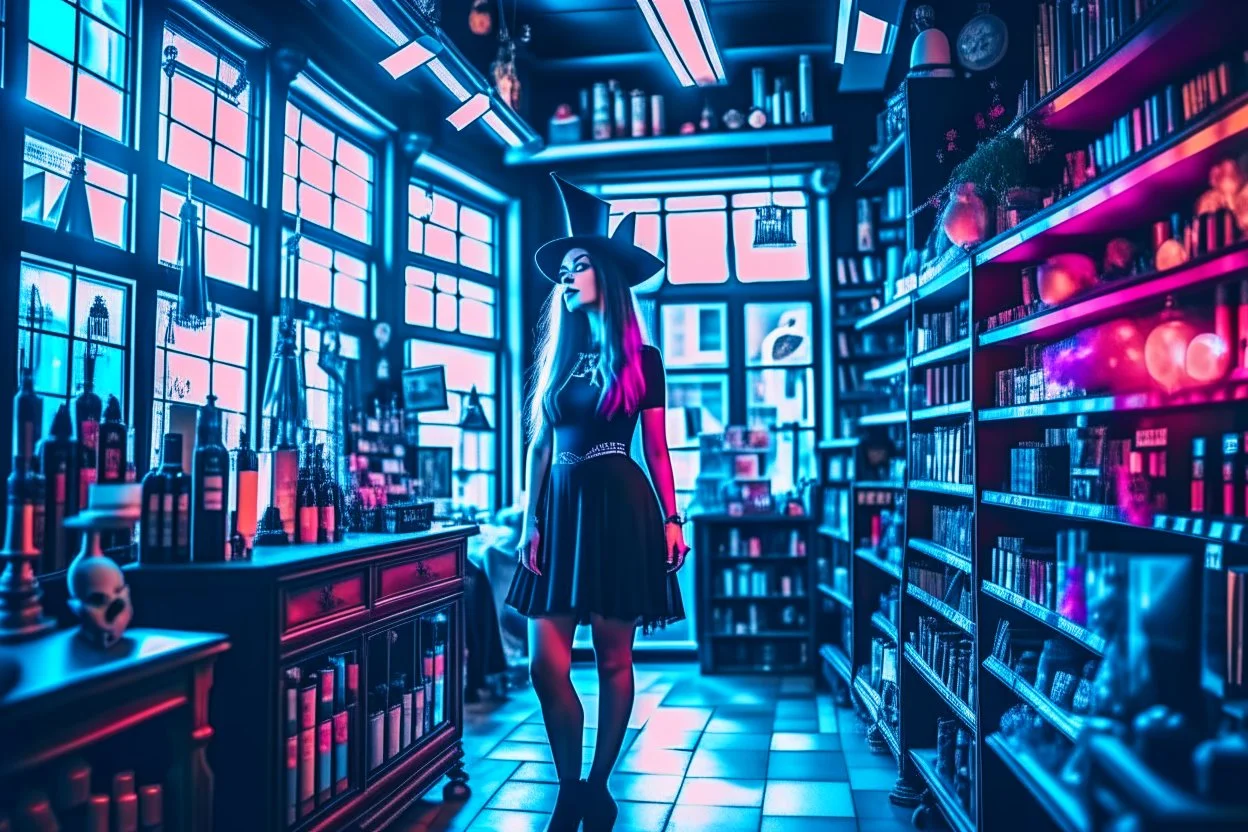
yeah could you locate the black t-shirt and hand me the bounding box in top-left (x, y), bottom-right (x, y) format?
top-left (549, 345), bottom-right (665, 459)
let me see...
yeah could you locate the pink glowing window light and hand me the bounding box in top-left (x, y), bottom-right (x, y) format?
top-left (636, 0), bottom-right (725, 88)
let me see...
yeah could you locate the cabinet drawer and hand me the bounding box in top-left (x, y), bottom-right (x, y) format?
top-left (282, 570), bottom-right (368, 635)
top-left (377, 550), bottom-right (460, 603)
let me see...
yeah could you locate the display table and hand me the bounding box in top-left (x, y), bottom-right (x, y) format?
top-left (0, 628), bottom-right (229, 831)
top-left (124, 525), bottom-right (478, 831)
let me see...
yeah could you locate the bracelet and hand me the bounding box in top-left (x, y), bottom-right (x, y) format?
top-left (664, 514), bottom-right (685, 527)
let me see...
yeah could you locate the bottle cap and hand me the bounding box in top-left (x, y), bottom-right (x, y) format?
top-left (138, 785), bottom-right (162, 827)
top-left (161, 433), bottom-right (184, 467)
top-left (104, 394), bottom-right (123, 423)
top-left (197, 394), bottom-right (223, 443)
top-left (87, 795), bottom-right (111, 832)
top-left (113, 770), bottom-right (136, 798)
top-left (55, 758), bottom-right (92, 809)
top-left (50, 403), bottom-right (72, 440)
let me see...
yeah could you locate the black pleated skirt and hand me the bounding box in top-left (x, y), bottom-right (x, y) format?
top-left (505, 455), bottom-right (685, 634)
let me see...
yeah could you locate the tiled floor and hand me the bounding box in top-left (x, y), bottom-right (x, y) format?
top-left (393, 664), bottom-right (914, 832)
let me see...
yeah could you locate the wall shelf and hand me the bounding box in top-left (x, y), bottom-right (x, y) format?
top-left (910, 749), bottom-right (976, 832)
top-left (985, 734), bottom-right (1089, 832)
top-left (817, 524), bottom-right (851, 543)
top-left (911, 338), bottom-right (971, 368)
top-left (977, 377), bottom-right (1248, 421)
top-left (858, 409), bottom-right (907, 427)
top-left (855, 480), bottom-right (905, 490)
top-left (909, 480), bottom-right (975, 499)
top-left (504, 124), bottom-right (834, 166)
top-left (981, 581), bottom-right (1106, 655)
top-left (905, 644), bottom-right (976, 730)
top-left (857, 132), bottom-right (905, 190)
top-left (983, 657), bottom-right (1084, 742)
top-left (915, 258), bottom-right (972, 305)
top-left (978, 243), bottom-right (1248, 347)
top-left (855, 294), bottom-right (911, 331)
top-left (854, 675), bottom-right (900, 761)
top-left (821, 644), bottom-right (852, 687)
top-left (818, 438), bottom-right (861, 451)
top-left (908, 538), bottom-right (972, 574)
top-left (906, 584), bottom-right (976, 636)
top-left (863, 357), bottom-right (909, 382)
top-left (912, 401), bottom-right (972, 423)
top-left (855, 547), bottom-right (902, 581)
top-left (818, 582), bottom-right (853, 610)
top-left (871, 612), bottom-right (898, 643)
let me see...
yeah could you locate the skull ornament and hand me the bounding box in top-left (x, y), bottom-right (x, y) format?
top-left (67, 554), bottom-right (133, 648)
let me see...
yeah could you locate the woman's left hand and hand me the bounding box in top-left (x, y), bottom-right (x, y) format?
top-left (665, 522), bottom-right (691, 573)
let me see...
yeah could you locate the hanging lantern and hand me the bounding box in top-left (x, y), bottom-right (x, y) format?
top-left (87, 295), bottom-right (110, 345)
top-left (1144, 297), bottom-right (1200, 392)
top-left (469, 0), bottom-right (493, 36)
top-left (50, 127), bottom-right (94, 242)
top-left (173, 179), bottom-right (211, 330)
top-left (455, 386), bottom-right (491, 498)
top-left (754, 203), bottom-right (796, 248)
top-left (262, 221), bottom-right (307, 450)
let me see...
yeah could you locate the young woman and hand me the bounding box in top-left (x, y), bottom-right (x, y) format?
top-left (506, 175), bottom-right (688, 831)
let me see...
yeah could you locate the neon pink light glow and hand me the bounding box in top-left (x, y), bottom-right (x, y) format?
top-left (380, 41), bottom-right (434, 79)
top-left (447, 93), bottom-right (490, 131)
top-left (642, 0), bottom-right (724, 87)
top-left (854, 11), bottom-right (889, 55)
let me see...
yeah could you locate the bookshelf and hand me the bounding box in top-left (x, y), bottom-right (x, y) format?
top-left (826, 4), bottom-right (1248, 827)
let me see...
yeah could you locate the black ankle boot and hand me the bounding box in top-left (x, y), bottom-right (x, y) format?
top-left (581, 778), bottom-right (618, 832)
top-left (546, 779), bottom-right (585, 832)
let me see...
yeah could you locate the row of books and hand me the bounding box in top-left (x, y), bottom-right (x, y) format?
top-left (915, 301), bottom-right (970, 353)
top-left (1063, 55), bottom-right (1244, 191)
top-left (915, 362), bottom-right (970, 409)
top-left (910, 422), bottom-right (974, 486)
top-left (1034, 0), bottom-right (1163, 99)
top-left (835, 330), bottom-right (904, 360)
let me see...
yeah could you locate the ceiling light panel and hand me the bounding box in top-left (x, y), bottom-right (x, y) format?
top-left (380, 40), bottom-right (435, 78)
top-left (343, 0), bottom-right (407, 46)
top-left (853, 11), bottom-right (890, 54)
top-left (636, 0), bottom-right (724, 88)
top-left (447, 93), bottom-right (491, 130)
top-left (428, 58), bottom-right (472, 102)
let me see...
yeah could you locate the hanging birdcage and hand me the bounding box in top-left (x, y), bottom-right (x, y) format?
top-left (753, 202), bottom-right (796, 248)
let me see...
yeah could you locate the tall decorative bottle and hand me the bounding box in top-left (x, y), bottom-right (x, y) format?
top-left (192, 394), bottom-right (230, 562)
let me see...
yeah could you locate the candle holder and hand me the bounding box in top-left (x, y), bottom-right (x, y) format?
top-left (0, 461), bottom-right (54, 643)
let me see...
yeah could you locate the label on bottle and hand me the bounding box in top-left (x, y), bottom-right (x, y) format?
top-left (161, 494), bottom-right (174, 548)
top-left (103, 447), bottom-right (122, 481)
top-left (176, 492), bottom-right (190, 549)
top-left (321, 504), bottom-right (336, 542)
top-left (146, 494), bottom-right (161, 546)
top-left (299, 506), bottom-right (319, 545)
top-left (236, 470), bottom-right (258, 538)
top-left (80, 420), bottom-right (99, 451)
top-left (203, 475), bottom-right (224, 510)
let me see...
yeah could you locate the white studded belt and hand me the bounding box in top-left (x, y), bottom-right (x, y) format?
top-left (555, 442), bottom-right (628, 465)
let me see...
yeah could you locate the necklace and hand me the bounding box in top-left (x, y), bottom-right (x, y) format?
top-left (571, 351), bottom-right (600, 383)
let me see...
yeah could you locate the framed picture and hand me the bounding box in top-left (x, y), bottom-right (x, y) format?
top-left (402, 365), bottom-right (449, 414)
top-left (415, 447), bottom-right (453, 500)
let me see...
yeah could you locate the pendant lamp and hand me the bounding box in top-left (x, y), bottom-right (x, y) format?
top-left (50, 127), bottom-right (94, 242)
top-left (754, 150), bottom-right (795, 248)
top-left (455, 386), bottom-right (491, 497)
top-left (261, 218), bottom-right (307, 450)
top-left (173, 177), bottom-right (212, 330)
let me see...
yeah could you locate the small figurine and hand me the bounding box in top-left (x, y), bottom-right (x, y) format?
top-left (65, 483), bottom-right (139, 648)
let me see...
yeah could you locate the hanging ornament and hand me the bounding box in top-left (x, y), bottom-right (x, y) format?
top-left (1144, 297), bottom-right (1200, 392)
top-left (754, 149), bottom-right (796, 248)
top-left (172, 177), bottom-right (211, 330)
top-left (262, 217), bottom-right (307, 450)
top-left (941, 183), bottom-right (989, 249)
top-left (50, 127), bottom-right (94, 242)
top-left (1185, 332), bottom-right (1231, 384)
top-left (491, 13), bottom-right (520, 110)
top-left (469, 0), bottom-right (493, 36)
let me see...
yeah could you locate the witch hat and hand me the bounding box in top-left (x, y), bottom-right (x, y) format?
top-left (534, 173), bottom-right (664, 286)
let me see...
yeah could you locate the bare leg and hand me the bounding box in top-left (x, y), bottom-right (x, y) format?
top-left (528, 615), bottom-right (583, 782)
top-left (587, 614), bottom-right (636, 786)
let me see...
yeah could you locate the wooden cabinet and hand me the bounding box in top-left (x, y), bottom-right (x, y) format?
top-left (124, 526), bottom-right (477, 831)
top-left (0, 628), bottom-right (228, 831)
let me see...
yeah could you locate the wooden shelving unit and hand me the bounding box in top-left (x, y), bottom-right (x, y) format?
top-left (504, 124), bottom-right (834, 166)
top-left (826, 5), bottom-right (1248, 826)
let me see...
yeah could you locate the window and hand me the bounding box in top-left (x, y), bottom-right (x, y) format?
top-left (152, 293), bottom-right (253, 465)
top-left (23, 133), bottom-right (131, 249)
top-left (27, 0), bottom-right (129, 141)
top-left (408, 183), bottom-right (496, 275)
top-left (283, 103), bottom-right (374, 243)
top-left (406, 339), bottom-right (497, 510)
top-left (745, 301), bottom-right (816, 490)
top-left (404, 267), bottom-right (496, 338)
top-left (294, 321), bottom-right (360, 435)
top-left (285, 232), bottom-right (369, 317)
top-left (607, 190), bottom-right (811, 288)
top-left (157, 188), bottom-right (253, 288)
top-left (661, 303), bottom-right (728, 368)
top-left (17, 258), bottom-right (131, 435)
top-left (158, 24), bottom-right (252, 196)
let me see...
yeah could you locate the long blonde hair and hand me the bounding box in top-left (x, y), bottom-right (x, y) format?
top-left (527, 254), bottom-right (648, 441)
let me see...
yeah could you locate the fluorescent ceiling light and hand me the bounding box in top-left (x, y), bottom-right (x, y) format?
top-left (834, 0), bottom-right (853, 64)
top-left (380, 40), bottom-right (436, 78)
top-left (417, 153), bottom-right (509, 204)
top-left (343, 0), bottom-right (407, 46)
top-left (447, 93), bottom-right (491, 130)
top-left (636, 0), bottom-right (725, 87)
top-left (483, 111), bottom-right (523, 148)
top-left (428, 58), bottom-right (471, 103)
top-left (853, 11), bottom-right (890, 54)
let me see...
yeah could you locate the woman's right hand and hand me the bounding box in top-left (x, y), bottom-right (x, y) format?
top-left (517, 525), bottom-right (541, 576)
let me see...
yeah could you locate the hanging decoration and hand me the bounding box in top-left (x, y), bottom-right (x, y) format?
top-left (262, 217), bottom-right (308, 451)
top-left (469, 0), bottom-right (493, 36)
top-left (51, 127), bottom-right (94, 241)
top-left (413, 0), bottom-right (441, 25)
top-left (491, 1), bottom-right (521, 110)
top-left (173, 177), bottom-right (212, 330)
top-left (754, 149), bottom-right (796, 248)
top-left (456, 386), bottom-right (492, 497)
top-left (19, 284), bottom-right (50, 374)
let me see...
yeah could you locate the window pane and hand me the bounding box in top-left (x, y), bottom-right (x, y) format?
top-left (661, 303), bottom-right (728, 368)
top-left (78, 15), bottom-right (125, 86)
top-left (30, 0), bottom-right (75, 57)
top-left (745, 302), bottom-right (812, 366)
top-left (666, 211), bottom-right (727, 285)
top-left (169, 72), bottom-right (213, 135)
top-left (666, 374), bottom-right (728, 445)
top-left (74, 72), bottom-right (125, 140)
top-left (747, 367), bottom-right (814, 428)
top-left (285, 102), bottom-right (374, 243)
top-left (732, 207), bottom-right (810, 282)
top-left (459, 237), bottom-right (492, 273)
top-left (287, 231), bottom-right (370, 317)
top-left (460, 205), bottom-right (492, 242)
top-left (431, 193), bottom-right (458, 230)
top-left (23, 134), bottom-right (131, 250)
top-left (26, 45), bottom-right (73, 117)
top-left (425, 224), bottom-right (456, 262)
top-left (157, 187), bottom-right (253, 288)
top-left (81, 0), bottom-right (127, 31)
top-left (408, 340), bottom-right (495, 395)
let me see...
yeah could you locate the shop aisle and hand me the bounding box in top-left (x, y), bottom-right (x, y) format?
top-left (394, 664), bottom-right (914, 831)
